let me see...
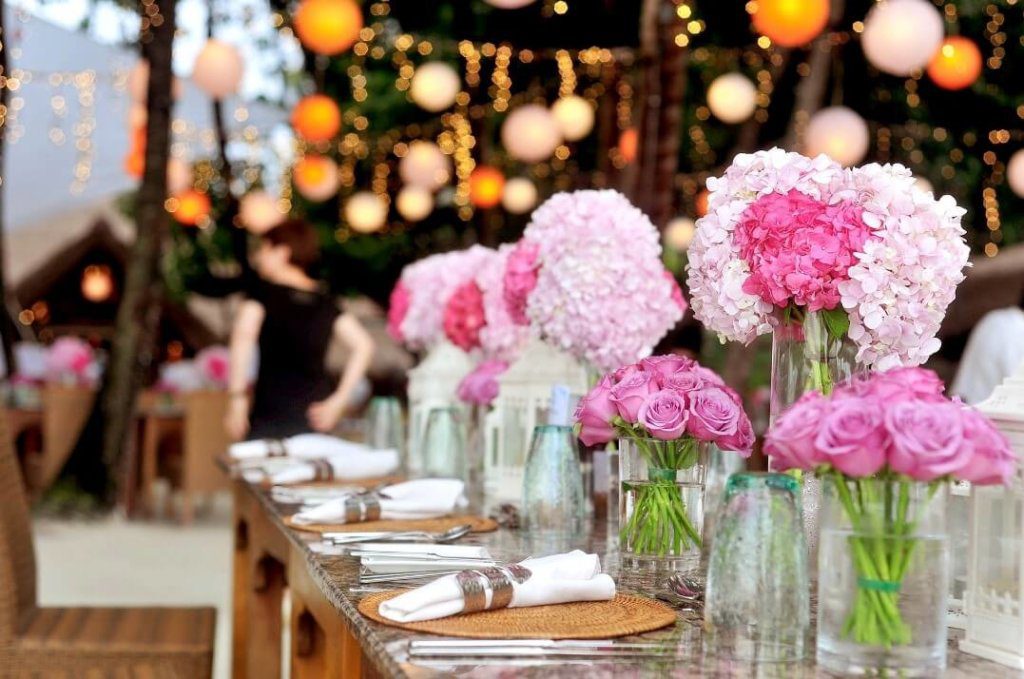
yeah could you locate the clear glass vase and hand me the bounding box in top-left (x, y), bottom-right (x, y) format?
top-left (618, 437), bottom-right (706, 584)
top-left (365, 396), bottom-right (405, 456)
top-left (817, 475), bottom-right (950, 676)
top-left (522, 425), bottom-right (585, 533)
top-left (420, 407), bottom-right (467, 480)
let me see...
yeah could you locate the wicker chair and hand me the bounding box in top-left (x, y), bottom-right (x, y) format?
top-left (0, 410), bottom-right (216, 677)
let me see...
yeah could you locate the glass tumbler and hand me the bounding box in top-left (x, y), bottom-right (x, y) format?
top-left (704, 472), bottom-right (810, 662)
top-left (420, 407), bottom-right (467, 480)
top-left (521, 425), bottom-right (585, 532)
top-left (365, 396), bottom-right (405, 453)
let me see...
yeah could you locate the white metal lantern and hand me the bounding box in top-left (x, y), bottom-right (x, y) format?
top-left (406, 342), bottom-right (474, 475)
top-left (961, 359), bottom-right (1024, 668)
top-left (482, 337), bottom-right (589, 505)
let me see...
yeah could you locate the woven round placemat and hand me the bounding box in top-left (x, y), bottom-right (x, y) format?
top-left (357, 592), bottom-right (677, 639)
top-left (259, 474), bottom-right (404, 489)
top-left (284, 514), bottom-right (498, 534)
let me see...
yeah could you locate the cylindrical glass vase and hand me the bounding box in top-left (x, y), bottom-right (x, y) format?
top-left (618, 437), bottom-right (706, 583)
top-left (420, 407), bottom-right (467, 480)
top-left (817, 476), bottom-right (949, 677)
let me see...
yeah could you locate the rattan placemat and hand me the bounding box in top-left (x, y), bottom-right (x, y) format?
top-left (358, 592), bottom-right (677, 639)
top-left (263, 475), bottom-right (403, 489)
top-left (284, 514), bottom-right (498, 534)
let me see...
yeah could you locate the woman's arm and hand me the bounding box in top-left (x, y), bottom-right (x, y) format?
top-left (224, 300), bottom-right (265, 441)
top-left (307, 312), bottom-right (376, 433)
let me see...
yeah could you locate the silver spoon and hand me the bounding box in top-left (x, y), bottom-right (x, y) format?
top-left (667, 573), bottom-right (704, 601)
top-left (328, 524), bottom-right (473, 545)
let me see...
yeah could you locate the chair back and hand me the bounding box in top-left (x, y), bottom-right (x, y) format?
top-left (0, 409), bottom-right (38, 641)
top-left (39, 384), bottom-right (96, 492)
top-left (182, 390), bottom-right (231, 494)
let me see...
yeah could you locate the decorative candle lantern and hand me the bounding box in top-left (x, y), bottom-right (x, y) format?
top-left (961, 361), bottom-right (1024, 668)
top-left (406, 342), bottom-right (474, 475)
top-left (482, 337), bottom-right (589, 505)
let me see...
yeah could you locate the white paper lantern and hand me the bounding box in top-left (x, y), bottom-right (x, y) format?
top-left (664, 217), bottom-right (696, 252)
top-left (192, 40), bottom-right (244, 100)
top-left (398, 141), bottom-right (451, 190)
top-left (166, 157), bottom-right (193, 194)
top-left (1008, 150), bottom-right (1024, 199)
top-left (239, 190), bottom-right (285, 233)
top-left (345, 191), bottom-right (389, 233)
top-left (395, 186), bottom-right (434, 222)
top-left (501, 177), bottom-right (538, 214)
top-left (127, 60), bottom-right (183, 103)
top-left (707, 73), bottom-right (758, 124)
top-left (484, 0), bottom-right (537, 7)
top-left (501, 104), bottom-right (563, 163)
top-left (804, 106), bottom-right (870, 166)
top-left (550, 95), bottom-right (595, 142)
top-left (912, 176), bottom-right (934, 195)
top-left (862, 0), bottom-right (944, 77)
top-left (409, 62), bottom-right (461, 113)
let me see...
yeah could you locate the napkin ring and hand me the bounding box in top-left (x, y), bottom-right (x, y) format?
top-left (309, 459), bottom-right (334, 481)
top-left (265, 439), bottom-right (288, 457)
top-left (457, 565), bottom-right (532, 614)
top-left (343, 496), bottom-right (381, 522)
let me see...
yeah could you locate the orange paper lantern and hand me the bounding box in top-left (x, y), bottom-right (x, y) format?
top-left (294, 0), bottom-right (363, 56)
top-left (618, 128), bottom-right (638, 164)
top-left (695, 189), bottom-right (710, 218)
top-left (293, 154), bottom-right (339, 201)
top-left (927, 37), bottom-right (982, 91)
top-left (752, 0), bottom-right (829, 48)
top-left (169, 189), bottom-right (212, 226)
top-left (291, 94), bottom-right (342, 142)
top-left (469, 166), bottom-right (506, 209)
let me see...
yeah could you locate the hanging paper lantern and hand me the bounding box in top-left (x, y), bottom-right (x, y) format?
top-left (861, 0), bottom-right (944, 76)
top-left (166, 157), bottom-right (193, 194)
top-left (927, 36), bottom-right (983, 91)
top-left (483, 0), bottom-right (537, 7)
top-left (344, 192), bottom-right (389, 233)
top-left (469, 166), bottom-right (505, 209)
top-left (501, 104), bottom-right (562, 163)
top-left (752, 0), bottom-right (830, 48)
top-left (81, 265), bottom-right (114, 303)
top-left (1008, 150), bottom-right (1024, 198)
top-left (804, 106), bottom-right (869, 166)
top-left (409, 62), bottom-right (461, 113)
top-left (695, 190), bottom-right (710, 218)
top-left (398, 141), bottom-right (451, 190)
top-left (501, 177), bottom-right (538, 214)
top-left (127, 60), bottom-right (183, 103)
top-left (291, 94), bottom-right (341, 143)
top-left (618, 128), bottom-right (638, 164)
top-left (192, 40), bottom-right (244, 100)
top-left (294, 0), bottom-right (363, 56)
top-left (912, 176), bottom-right (934, 195)
top-left (550, 95), bottom-right (595, 142)
top-left (395, 186), bottom-right (434, 222)
top-left (169, 189), bottom-right (212, 226)
top-left (664, 217), bottom-right (696, 252)
top-left (707, 73), bottom-right (758, 124)
top-left (240, 190), bottom-right (286, 233)
top-left (293, 154), bottom-right (339, 201)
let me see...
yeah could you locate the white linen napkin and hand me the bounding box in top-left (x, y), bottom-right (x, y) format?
top-left (263, 448), bottom-right (399, 485)
top-left (229, 433), bottom-right (380, 461)
top-left (377, 550), bottom-right (616, 623)
top-left (291, 479), bottom-right (466, 525)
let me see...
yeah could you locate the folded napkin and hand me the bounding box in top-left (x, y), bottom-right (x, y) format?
top-left (230, 433), bottom-right (380, 461)
top-left (263, 448), bottom-right (399, 485)
top-left (378, 550), bottom-right (616, 623)
top-left (292, 479), bottom-right (466, 525)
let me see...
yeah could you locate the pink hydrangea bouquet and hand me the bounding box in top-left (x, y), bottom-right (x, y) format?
top-left (765, 367), bottom-right (1014, 652)
top-left (196, 345), bottom-right (230, 388)
top-left (575, 354), bottom-right (753, 559)
top-left (504, 190), bottom-right (687, 372)
top-left (45, 336), bottom-right (98, 386)
top-left (688, 149), bottom-right (969, 391)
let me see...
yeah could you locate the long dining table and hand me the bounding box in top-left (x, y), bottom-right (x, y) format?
top-left (227, 472), bottom-right (1017, 678)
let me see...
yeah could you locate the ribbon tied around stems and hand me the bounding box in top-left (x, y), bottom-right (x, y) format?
top-left (456, 565), bottom-right (533, 613)
top-left (265, 439), bottom-right (288, 457)
top-left (857, 577), bottom-right (902, 593)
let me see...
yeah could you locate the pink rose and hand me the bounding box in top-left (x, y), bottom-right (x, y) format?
top-left (719, 416), bottom-right (755, 456)
top-left (956, 408), bottom-right (1015, 485)
top-left (196, 346), bottom-right (230, 386)
top-left (841, 367), bottom-right (946, 403)
top-left (814, 397), bottom-right (887, 477)
top-left (661, 370), bottom-right (706, 398)
top-left (386, 281), bottom-right (410, 343)
top-left (689, 365), bottom-right (727, 389)
top-left (502, 240), bottom-right (540, 326)
top-left (687, 387), bottom-right (741, 445)
top-left (764, 393), bottom-right (832, 470)
top-left (612, 363), bottom-right (643, 384)
top-left (638, 390), bottom-right (689, 441)
top-left (640, 354), bottom-right (695, 381)
top-left (885, 401), bottom-right (968, 481)
top-left (610, 370), bottom-right (659, 423)
top-left (457, 360), bottom-right (508, 406)
top-left (574, 375), bottom-right (618, 446)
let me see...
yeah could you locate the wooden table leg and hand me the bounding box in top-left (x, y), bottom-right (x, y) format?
top-left (288, 544), bottom-right (355, 678)
top-left (242, 488), bottom-right (290, 679)
top-left (231, 482), bottom-right (251, 679)
top-left (139, 415), bottom-right (160, 517)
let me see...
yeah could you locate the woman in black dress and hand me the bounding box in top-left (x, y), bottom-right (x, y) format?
top-left (224, 219), bottom-right (375, 441)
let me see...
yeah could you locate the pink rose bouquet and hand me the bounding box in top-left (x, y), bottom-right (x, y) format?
top-left (575, 355), bottom-right (753, 558)
top-left (688, 149), bottom-right (969, 389)
top-left (504, 190), bottom-right (687, 372)
top-left (45, 336), bottom-right (98, 386)
top-left (456, 359), bottom-right (509, 407)
top-left (196, 345), bottom-right (230, 388)
top-left (765, 367), bottom-right (1014, 650)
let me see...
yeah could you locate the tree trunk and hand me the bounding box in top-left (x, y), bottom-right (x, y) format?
top-left (781, 0), bottom-right (845, 149)
top-left (0, 1), bottom-right (19, 374)
top-left (97, 0), bottom-right (177, 498)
